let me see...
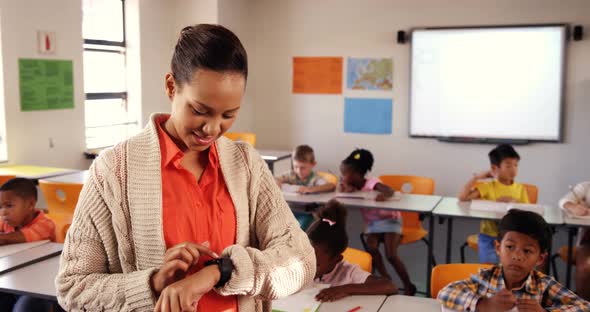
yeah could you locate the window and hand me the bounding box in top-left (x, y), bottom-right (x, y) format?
top-left (82, 0), bottom-right (138, 149)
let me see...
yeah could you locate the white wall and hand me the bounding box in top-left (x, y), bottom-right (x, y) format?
top-left (219, 0), bottom-right (590, 205)
top-left (0, 0), bottom-right (87, 169)
top-left (135, 0), bottom-right (220, 127)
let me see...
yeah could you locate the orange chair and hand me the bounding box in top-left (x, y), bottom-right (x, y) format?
top-left (39, 181), bottom-right (84, 243)
top-left (317, 171), bottom-right (338, 185)
top-left (431, 263), bottom-right (492, 298)
top-left (224, 132), bottom-right (256, 147)
top-left (342, 247), bottom-right (373, 273)
top-left (460, 183), bottom-right (539, 263)
top-left (0, 175), bottom-right (16, 186)
top-left (360, 175), bottom-right (437, 268)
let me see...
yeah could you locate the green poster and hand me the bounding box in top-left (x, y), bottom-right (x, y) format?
top-left (19, 58), bottom-right (74, 111)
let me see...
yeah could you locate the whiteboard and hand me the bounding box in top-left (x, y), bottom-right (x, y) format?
top-left (410, 25), bottom-right (566, 142)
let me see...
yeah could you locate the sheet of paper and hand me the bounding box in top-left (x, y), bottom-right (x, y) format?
top-left (272, 284), bottom-right (330, 312)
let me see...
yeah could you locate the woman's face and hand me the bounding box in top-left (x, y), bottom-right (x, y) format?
top-left (165, 69), bottom-right (245, 152)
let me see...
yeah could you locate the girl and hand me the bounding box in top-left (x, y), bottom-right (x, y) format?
top-left (339, 148), bottom-right (416, 295)
top-left (559, 181), bottom-right (590, 301)
top-left (308, 199), bottom-right (397, 302)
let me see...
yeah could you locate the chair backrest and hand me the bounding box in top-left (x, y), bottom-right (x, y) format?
top-left (523, 183), bottom-right (538, 204)
top-left (223, 132), bottom-right (256, 147)
top-left (0, 175), bottom-right (16, 186)
top-left (317, 171), bottom-right (338, 185)
top-left (379, 175), bottom-right (435, 229)
top-left (342, 247), bottom-right (372, 273)
top-left (431, 263), bottom-right (493, 298)
top-left (38, 181), bottom-right (84, 215)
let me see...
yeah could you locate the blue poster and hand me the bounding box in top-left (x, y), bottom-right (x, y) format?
top-left (344, 98), bottom-right (392, 134)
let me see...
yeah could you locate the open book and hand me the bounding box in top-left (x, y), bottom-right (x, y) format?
top-left (272, 283), bottom-right (330, 312)
top-left (281, 184), bottom-right (319, 195)
top-left (470, 200), bottom-right (544, 216)
top-left (334, 191), bottom-right (403, 201)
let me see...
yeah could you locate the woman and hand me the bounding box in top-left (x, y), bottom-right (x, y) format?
top-left (56, 24), bottom-right (315, 312)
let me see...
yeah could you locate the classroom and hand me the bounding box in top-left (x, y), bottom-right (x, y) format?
top-left (0, 0), bottom-right (589, 311)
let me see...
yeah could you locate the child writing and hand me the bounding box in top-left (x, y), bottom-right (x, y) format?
top-left (276, 144), bottom-right (336, 194)
top-left (0, 178), bottom-right (57, 311)
top-left (458, 144), bottom-right (530, 264)
top-left (277, 145), bottom-right (336, 230)
top-left (339, 148), bottom-right (416, 295)
top-left (308, 199), bottom-right (397, 302)
top-left (559, 181), bottom-right (590, 301)
top-left (438, 209), bottom-right (590, 311)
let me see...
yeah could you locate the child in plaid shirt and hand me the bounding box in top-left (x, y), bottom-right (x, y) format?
top-left (438, 209), bottom-right (590, 312)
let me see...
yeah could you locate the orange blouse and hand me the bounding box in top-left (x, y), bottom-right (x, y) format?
top-left (156, 116), bottom-right (237, 311)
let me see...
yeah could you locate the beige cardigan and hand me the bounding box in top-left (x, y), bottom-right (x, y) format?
top-left (56, 114), bottom-right (315, 311)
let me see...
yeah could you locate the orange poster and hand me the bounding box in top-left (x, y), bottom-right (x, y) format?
top-left (292, 57), bottom-right (343, 94)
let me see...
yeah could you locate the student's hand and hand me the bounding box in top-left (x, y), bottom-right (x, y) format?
top-left (515, 298), bottom-right (544, 312)
top-left (150, 241), bottom-right (218, 296)
top-left (496, 196), bottom-right (517, 203)
top-left (297, 186), bottom-right (313, 194)
top-left (375, 193), bottom-right (387, 202)
top-left (474, 170), bottom-right (494, 180)
top-left (476, 289), bottom-right (516, 312)
top-left (569, 203), bottom-right (590, 216)
top-left (315, 286), bottom-right (350, 302)
top-left (154, 265), bottom-right (220, 312)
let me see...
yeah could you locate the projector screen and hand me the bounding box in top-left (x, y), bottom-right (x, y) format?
top-left (410, 25), bottom-right (566, 142)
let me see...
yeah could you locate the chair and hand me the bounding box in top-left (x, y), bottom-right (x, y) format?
top-left (0, 175), bottom-right (16, 186)
top-left (550, 245), bottom-right (578, 281)
top-left (431, 263), bottom-right (492, 298)
top-left (360, 175), bottom-right (437, 268)
top-left (39, 181), bottom-right (84, 243)
top-left (342, 247), bottom-right (373, 273)
top-left (223, 132), bottom-right (256, 147)
top-left (317, 171), bottom-right (338, 185)
top-left (460, 183), bottom-right (539, 263)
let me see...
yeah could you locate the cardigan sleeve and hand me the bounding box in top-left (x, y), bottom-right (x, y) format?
top-left (216, 144), bottom-right (316, 300)
top-left (55, 149), bottom-right (158, 311)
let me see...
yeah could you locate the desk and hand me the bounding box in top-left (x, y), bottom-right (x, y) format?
top-left (563, 215), bottom-right (590, 288)
top-left (380, 295), bottom-right (440, 311)
top-left (433, 197), bottom-right (563, 264)
top-left (0, 165), bottom-right (78, 181)
top-left (39, 170), bottom-right (89, 184)
top-left (258, 149), bottom-right (291, 173)
top-left (0, 255), bottom-right (59, 301)
top-left (0, 243), bottom-right (62, 274)
top-left (318, 295), bottom-right (386, 312)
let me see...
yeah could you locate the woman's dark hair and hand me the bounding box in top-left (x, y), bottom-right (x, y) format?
top-left (307, 199), bottom-right (348, 257)
top-left (171, 24), bottom-right (248, 86)
top-left (341, 148), bottom-right (374, 176)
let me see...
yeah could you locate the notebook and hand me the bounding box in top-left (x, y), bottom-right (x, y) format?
top-left (272, 283), bottom-right (330, 312)
top-left (334, 191), bottom-right (402, 201)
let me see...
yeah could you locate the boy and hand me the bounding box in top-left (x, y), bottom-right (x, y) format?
top-left (276, 145), bottom-right (336, 194)
top-left (276, 145), bottom-right (336, 230)
top-left (0, 178), bottom-right (57, 311)
top-left (438, 209), bottom-right (590, 311)
top-left (458, 144), bottom-right (529, 264)
top-left (0, 178), bottom-right (55, 244)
